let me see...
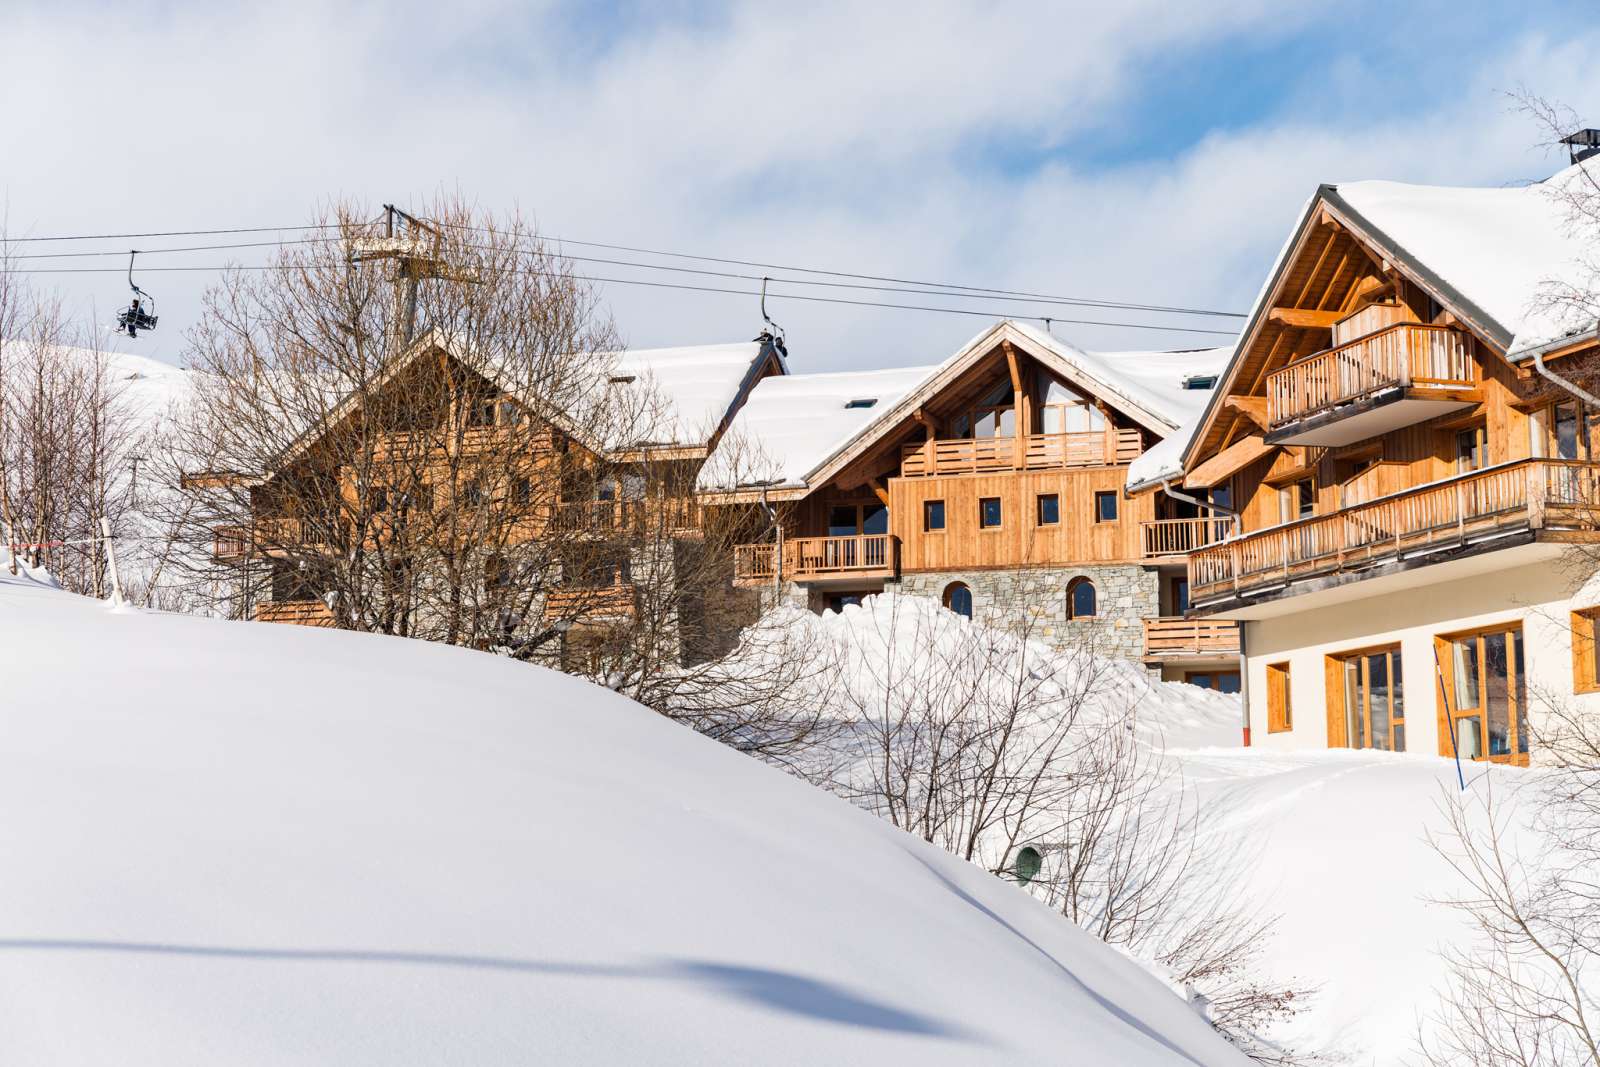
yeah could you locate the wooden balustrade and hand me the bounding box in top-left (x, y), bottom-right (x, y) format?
top-left (1190, 459), bottom-right (1600, 602)
top-left (255, 599), bottom-right (335, 627)
top-left (543, 583), bottom-right (637, 619)
top-left (1265, 323), bottom-right (1473, 427)
top-left (550, 498), bottom-right (699, 535)
top-left (733, 534), bottom-right (898, 585)
top-left (1142, 617), bottom-right (1241, 657)
top-left (900, 429), bottom-right (1142, 477)
top-left (213, 525), bottom-right (249, 562)
top-left (1140, 517), bottom-right (1232, 558)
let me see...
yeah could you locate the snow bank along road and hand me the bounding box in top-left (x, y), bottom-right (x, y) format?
top-left (0, 567), bottom-right (1247, 1066)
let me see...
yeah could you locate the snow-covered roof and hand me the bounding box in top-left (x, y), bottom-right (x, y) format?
top-left (1329, 159), bottom-right (1599, 357)
top-left (1117, 345), bottom-right (1235, 492)
top-left (603, 340), bottom-right (777, 450)
top-left (698, 363), bottom-right (941, 491)
top-left (1008, 324), bottom-right (1233, 433)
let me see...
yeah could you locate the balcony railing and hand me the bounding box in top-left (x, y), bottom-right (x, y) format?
top-left (212, 517), bottom-right (331, 563)
top-left (255, 599), bottom-right (335, 627)
top-left (550, 498), bottom-right (699, 535)
top-left (1190, 459), bottom-right (1600, 603)
top-left (1140, 517), bottom-right (1232, 558)
top-left (543, 583), bottom-right (637, 620)
top-left (733, 534), bottom-right (898, 585)
top-left (900, 429), bottom-right (1142, 477)
top-left (1265, 323), bottom-right (1473, 428)
top-left (1143, 617), bottom-right (1241, 658)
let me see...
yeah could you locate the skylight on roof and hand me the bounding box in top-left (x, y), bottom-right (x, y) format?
top-left (1181, 374), bottom-right (1218, 390)
top-left (608, 374), bottom-right (637, 385)
top-left (844, 398), bottom-right (878, 409)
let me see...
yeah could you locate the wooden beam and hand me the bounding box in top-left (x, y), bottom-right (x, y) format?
top-left (1223, 395), bottom-right (1271, 431)
top-left (869, 478), bottom-right (891, 507)
top-left (1003, 340), bottom-right (1026, 468)
top-left (1267, 308), bottom-right (1341, 329)
top-left (1185, 433), bottom-right (1276, 490)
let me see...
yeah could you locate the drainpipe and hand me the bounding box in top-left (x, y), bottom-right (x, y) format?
top-left (1162, 478), bottom-right (1250, 745)
top-left (1532, 343), bottom-right (1600, 409)
top-left (1160, 478), bottom-right (1241, 536)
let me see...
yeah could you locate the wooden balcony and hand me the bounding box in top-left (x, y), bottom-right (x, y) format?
top-left (1190, 459), bottom-right (1600, 607)
top-left (211, 517), bottom-right (331, 564)
top-left (1143, 617), bottom-right (1241, 659)
top-left (551, 498), bottom-right (699, 536)
top-left (543, 583), bottom-right (637, 620)
top-left (1264, 324), bottom-right (1476, 446)
top-left (900, 429), bottom-right (1142, 477)
top-left (733, 534), bottom-right (898, 586)
top-left (213, 525), bottom-right (249, 562)
top-left (254, 599), bottom-right (335, 627)
top-left (1140, 517), bottom-right (1232, 559)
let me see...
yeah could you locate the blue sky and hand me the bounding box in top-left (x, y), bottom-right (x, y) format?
top-left (3, 1), bottom-right (1598, 370)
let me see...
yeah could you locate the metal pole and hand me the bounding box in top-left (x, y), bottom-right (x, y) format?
top-left (99, 516), bottom-right (125, 606)
top-left (1433, 644), bottom-right (1467, 792)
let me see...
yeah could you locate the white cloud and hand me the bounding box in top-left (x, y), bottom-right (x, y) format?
top-left (2, 3), bottom-right (1597, 372)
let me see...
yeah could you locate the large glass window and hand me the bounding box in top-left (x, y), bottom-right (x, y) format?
top-left (828, 506), bottom-right (858, 537)
top-left (1442, 625), bottom-right (1529, 762)
top-left (1335, 646), bottom-right (1405, 752)
top-left (862, 504), bottom-right (888, 536)
top-left (1036, 369), bottom-right (1105, 434)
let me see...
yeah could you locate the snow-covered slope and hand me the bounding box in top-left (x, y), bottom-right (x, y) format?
top-left (0, 569), bottom-right (1247, 1066)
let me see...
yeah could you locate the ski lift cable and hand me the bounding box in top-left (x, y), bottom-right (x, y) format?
top-left (3, 222), bottom-right (1247, 319)
top-left (0, 261), bottom-right (1239, 336)
top-left (8, 235), bottom-right (1243, 318)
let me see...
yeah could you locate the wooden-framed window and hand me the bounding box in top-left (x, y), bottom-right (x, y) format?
top-left (1266, 661), bottom-right (1292, 732)
top-left (1036, 368), bottom-right (1106, 435)
top-left (979, 497), bottom-right (1002, 529)
top-left (1066, 576), bottom-right (1096, 620)
top-left (943, 582), bottom-right (972, 619)
top-left (828, 503), bottom-right (888, 537)
top-left (1328, 645), bottom-right (1404, 751)
top-left (923, 499), bottom-right (946, 532)
top-left (1036, 493), bottom-right (1060, 526)
top-left (1436, 623), bottom-right (1528, 764)
top-left (1574, 608), bottom-right (1600, 695)
top-left (1188, 670), bottom-right (1241, 695)
top-left (1455, 424), bottom-right (1487, 473)
top-left (951, 380), bottom-right (1016, 439)
top-left (1279, 478), bottom-right (1315, 523)
top-left (1094, 491), bottom-right (1118, 523)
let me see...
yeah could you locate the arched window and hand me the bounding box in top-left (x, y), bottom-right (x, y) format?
top-left (1067, 577), bottom-right (1097, 620)
top-left (943, 582), bottom-right (972, 619)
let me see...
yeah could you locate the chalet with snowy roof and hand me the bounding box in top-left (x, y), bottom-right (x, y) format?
top-left (701, 320), bottom-right (1238, 685)
top-left (204, 330), bottom-right (785, 652)
top-left (1147, 154), bottom-right (1600, 764)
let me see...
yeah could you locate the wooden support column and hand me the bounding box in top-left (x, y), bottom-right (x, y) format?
top-left (1004, 340), bottom-right (1026, 468)
top-left (1098, 402), bottom-right (1115, 464)
top-left (915, 409), bottom-right (937, 474)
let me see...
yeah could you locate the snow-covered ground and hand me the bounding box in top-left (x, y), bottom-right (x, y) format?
top-left (0, 565), bottom-right (1247, 1066)
top-left (792, 594), bottom-right (1538, 1065)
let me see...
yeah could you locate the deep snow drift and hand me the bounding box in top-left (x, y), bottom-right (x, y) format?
top-left (0, 567), bottom-right (1247, 1066)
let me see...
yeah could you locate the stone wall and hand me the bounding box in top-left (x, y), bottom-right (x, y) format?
top-left (891, 564), bottom-right (1159, 664)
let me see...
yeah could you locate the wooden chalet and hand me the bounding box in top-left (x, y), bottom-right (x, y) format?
top-left (1152, 157), bottom-right (1600, 762)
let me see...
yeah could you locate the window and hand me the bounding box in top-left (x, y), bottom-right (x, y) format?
top-left (461, 478), bottom-right (485, 507)
top-left (1036, 493), bottom-right (1060, 526)
top-left (1439, 625), bottom-right (1528, 763)
top-left (827, 503), bottom-right (888, 537)
top-left (495, 399), bottom-right (525, 426)
top-left (511, 476), bottom-right (533, 508)
top-left (824, 593), bottom-right (866, 613)
top-left (1554, 401), bottom-right (1587, 460)
top-left (1036, 369), bottom-right (1106, 434)
top-left (1094, 491), bottom-right (1118, 523)
top-left (924, 499), bottom-right (946, 532)
top-left (943, 582), bottom-right (972, 619)
top-left (1182, 374), bottom-right (1219, 391)
top-left (979, 497), bottom-right (1002, 529)
top-left (844, 398), bottom-right (878, 410)
top-left (1456, 425), bottom-right (1487, 473)
top-left (468, 396), bottom-right (497, 427)
top-left (1331, 646), bottom-right (1405, 752)
top-left (1265, 662), bottom-right (1292, 732)
top-left (1279, 478), bottom-right (1315, 523)
top-left (1067, 576), bottom-right (1096, 620)
top-left (1574, 608), bottom-right (1600, 694)
top-left (1188, 671), bottom-right (1241, 694)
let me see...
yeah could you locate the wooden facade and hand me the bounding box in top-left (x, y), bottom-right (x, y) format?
top-left (1170, 183), bottom-right (1600, 763)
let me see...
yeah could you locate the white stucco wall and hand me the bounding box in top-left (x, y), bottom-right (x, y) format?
top-left (1242, 549), bottom-right (1600, 761)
